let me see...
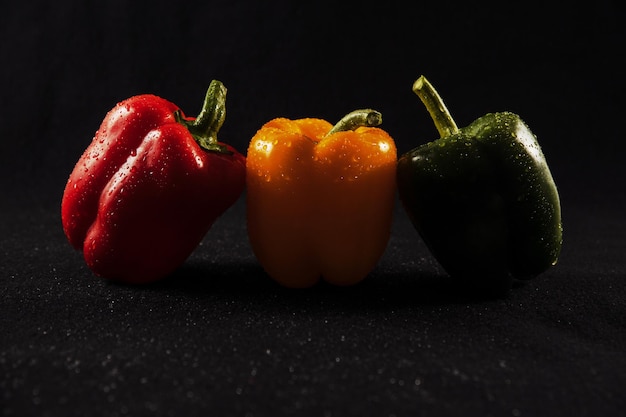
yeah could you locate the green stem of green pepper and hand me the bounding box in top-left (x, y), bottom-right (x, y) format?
top-left (176, 80), bottom-right (232, 154)
top-left (326, 109), bottom-right (382, 136)
top-left (412, 76), bottom-right (459, 138)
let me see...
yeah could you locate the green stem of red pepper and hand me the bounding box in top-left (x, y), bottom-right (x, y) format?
top-left (176, 80), bottom-right (232, 154)
top-left (326, 109), bottom-right (382, 136)
top-left (412, 76), bottom-right (459, 138)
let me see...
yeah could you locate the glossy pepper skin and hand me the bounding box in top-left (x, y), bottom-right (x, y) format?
top-left (397, 76), bottom-right (562, 290)
top-left (61, 80), bottom-right (246, 284)
top-left (246, 110), bottom-right (397, 288)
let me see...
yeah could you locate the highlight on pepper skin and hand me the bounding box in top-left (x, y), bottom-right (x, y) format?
top-left (246, 109), bottom-right (397, 288)
top-left (254, 138), bottom-right (274, 156)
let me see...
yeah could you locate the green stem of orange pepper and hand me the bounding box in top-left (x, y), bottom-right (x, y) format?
top-left (326, 109), bottom-right (382, 136)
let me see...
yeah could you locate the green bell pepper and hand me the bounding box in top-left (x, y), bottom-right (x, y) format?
top-left (397, 76), bottom-right (563, 290)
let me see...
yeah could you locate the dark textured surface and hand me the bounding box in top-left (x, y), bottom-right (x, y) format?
top-left (2, 198), bottom-right (625, 416)
top-left (2, 1), bottom-right (625, 416)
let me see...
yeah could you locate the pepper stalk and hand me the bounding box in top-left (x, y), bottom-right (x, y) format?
top-left (176, 80), bottom-right (232, 154)
top-left (412, 76), bottom-right (459, 138)
top-left (326, 109), bottom-right (383, 136)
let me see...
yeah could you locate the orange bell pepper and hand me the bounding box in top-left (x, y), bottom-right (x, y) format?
top-left (246, 109), bottom-right (397, 288)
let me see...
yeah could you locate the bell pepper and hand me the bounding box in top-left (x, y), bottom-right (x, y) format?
top-left (246, 109), bottom-right (397, 288)
top-left (397, 76), bottom-right (562, 290)
top-left (61, 80), bottom-right (246, 284)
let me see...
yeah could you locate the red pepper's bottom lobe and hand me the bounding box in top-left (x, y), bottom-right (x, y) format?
top-left (82, 199), bottom-right (208, 284)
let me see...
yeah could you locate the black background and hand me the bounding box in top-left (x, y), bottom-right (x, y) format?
top-left (1, 1), bottom-right (625, 416)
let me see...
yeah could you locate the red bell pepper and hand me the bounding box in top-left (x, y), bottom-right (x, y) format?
top-left (61, 80), bottom-right (246, 284)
